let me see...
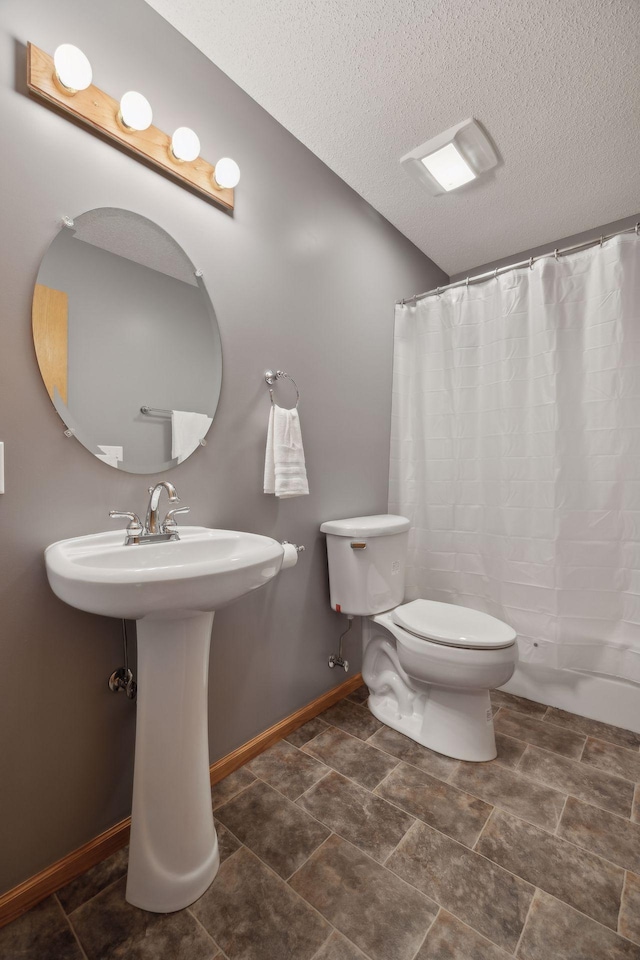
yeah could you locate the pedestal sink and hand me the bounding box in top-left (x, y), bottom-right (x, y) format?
top-left (45, 526), bottom-right (285, 912)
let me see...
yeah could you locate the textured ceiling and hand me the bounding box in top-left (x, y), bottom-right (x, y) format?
top-left (144, 0), bottom-right (640, 275)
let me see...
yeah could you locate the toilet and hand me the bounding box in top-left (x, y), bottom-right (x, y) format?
top-left (320, 514), bottom-right (517, 762)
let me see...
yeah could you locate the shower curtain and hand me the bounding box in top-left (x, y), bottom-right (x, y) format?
top-left (390, 235), bottom-right (640, 682)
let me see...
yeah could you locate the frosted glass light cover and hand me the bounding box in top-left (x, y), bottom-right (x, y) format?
top-left (53, 44), bottom-right (92, 93)
top-left (214, 158), bottom-right (240, 189)
top-left (171, 127), bottom-right (200, 162)
top-left (119, 91), bottom-right (153, 131)
top-left (421, 143), bottom-right (476, 192)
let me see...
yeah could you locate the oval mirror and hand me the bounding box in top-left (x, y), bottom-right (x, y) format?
top-left (32, 208), bottom-right (222, 473)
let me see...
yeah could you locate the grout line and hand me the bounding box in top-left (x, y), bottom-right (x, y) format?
top-left (472, 805), bottom-right (497, 852)
top-left (513, 886), bottom-right (538, 958)
top-left (187, 908), bottom-right (230, 959)
top-left (212, 772), bottom-right (259, 811)
top-left (577, 736), bottom-right (589, 762)
top-left (408, 907), bottom-right (440, 960)
top-left (380, 815), bottom-right (418, 868)
top-left (524, 886), bottom-right (640, 950)
top-left (553, 794), bottom-right (570, 836)
top-left (617, 871), bottom-right (629, 937)
top-left (53, 894), bottom-right (90, 960)
top-left (307, 928), bottom-right (336, 960)
top-left (62, 870), bottom-right (129, 920)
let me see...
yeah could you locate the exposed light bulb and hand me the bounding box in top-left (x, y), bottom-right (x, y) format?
top-left (118, 91), bottom-right (153, 132)
top-left (53, 44), bottom-right (92, 94)
top-left (170, 127), bottom-right (200, 162)
top-left (214, 157), bottom-right (240, 189)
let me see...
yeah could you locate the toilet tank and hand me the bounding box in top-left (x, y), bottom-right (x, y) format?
top-left (319, 515), bottom-right (410, 616)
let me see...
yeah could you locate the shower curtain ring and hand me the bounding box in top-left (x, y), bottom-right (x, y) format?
top-left (494, 268), bottom-right (498, 279)
top-left (554, 248), bottom-right (559, 260)
top-left (465, 276), bottom-right (469, 287)
top-left (636, 222), bottom-right (640, 236)
top-left (529, 257), bottom-right (534, 270)
top-left (600, 235), bottom-right (605, 247)
top-left (436, 287), bottom-right (441, 298)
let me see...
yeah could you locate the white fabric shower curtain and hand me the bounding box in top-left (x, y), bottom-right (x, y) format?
top-left (390, 235), bottom-right (640, 682)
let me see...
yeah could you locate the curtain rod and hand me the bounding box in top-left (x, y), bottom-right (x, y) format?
top-left (398, 222), bottom-right (640, 306)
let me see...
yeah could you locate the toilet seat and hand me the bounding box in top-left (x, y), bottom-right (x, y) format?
top-left (392, 599), bottom-right (516, 650)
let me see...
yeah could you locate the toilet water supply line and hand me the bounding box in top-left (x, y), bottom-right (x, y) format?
top-left (329, 615), bottom-right (353, 672)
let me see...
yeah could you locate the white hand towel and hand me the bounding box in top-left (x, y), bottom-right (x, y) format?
top-left (264, 405), bottom-right (309, 498)
top-left (171, 410), bottom-right (213, 464)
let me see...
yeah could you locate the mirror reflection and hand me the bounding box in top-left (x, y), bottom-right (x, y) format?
top-left (32, 208), bottom-right (222, 473)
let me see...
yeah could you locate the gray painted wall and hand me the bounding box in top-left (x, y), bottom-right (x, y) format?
top-left (450, 213), bottom-right (640, 282)
top-left (0, 0), bottom-right (446, 892)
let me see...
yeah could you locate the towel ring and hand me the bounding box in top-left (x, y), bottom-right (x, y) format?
top-left (264, 370), bottom-right (300, 408)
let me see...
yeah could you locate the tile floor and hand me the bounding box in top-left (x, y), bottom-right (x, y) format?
top-left (3, 685), bottom-right (640, 960)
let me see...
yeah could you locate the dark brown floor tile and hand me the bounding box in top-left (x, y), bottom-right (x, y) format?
top-left (494, 709), bottom-right (585, 759)
top-left (543, 707), bottom-right (640, 751)
top-left (519, 746), bottom-right (634, 818)
top-left (57, 846), bottom-right (128, 914)
top-left (70, 877), bottom-right (215, 960)
top-left (376, 762), bottom-right (492, 847)
top-left (297, 770), bottom-right (413, 863)
top-left (368, 726), bottom-right (460, 781)
top-left (246, 740), bottom-right (328, 800)
top-left (493, 733), bottom-right (527, 769)
top-left (634, 785), bottom-right (640, 823)
top-left (320, 698), bottom-right (383, 740)
top-left (557, 796), bottom-right (640, 873)
top-left (517, 889), bottom-right (640, 960)
top-left (216, 779), bottom-right (329, 879)
top-left (193, 847), bottom-right (330, 960)
top-left (211, 767), bottom-right (256, 810)
top-left (302, 725), bottom-right (399, 790)
top-left (313, 930), bottom-right (369, 959)
top-left (214, 819), bottom-right (241, 863)
top-left (285, 716), bottom-right (329, 748)
top-left (0, 897), bottom-right (84, 960)
top-left (387, 820), bottom-right (534, 953)
top-left (450, 760), bottom-right (566, 831)
top-left (290, 834), bottom-right (437, 960)
top-left (490, 689), bottom-right (547, 719)
top-left (347, 683), bottom-right (370, 705)
top-left (620, 873), bottom-right (640, 946)
top-left (581, 737), bottom-right (640, 783)
top-left (476, 809), bottom-right (624, 929)
top-left (415, 910), bottom-right (512, 960)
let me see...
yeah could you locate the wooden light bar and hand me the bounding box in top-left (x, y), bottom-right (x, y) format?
top-left (27, 43), bottom-right (234, 211)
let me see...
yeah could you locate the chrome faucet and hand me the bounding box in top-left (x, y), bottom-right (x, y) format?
top-left (145, 481), bottom-right (180, 535)
top-left (110, 481), bottom-right (190, 545)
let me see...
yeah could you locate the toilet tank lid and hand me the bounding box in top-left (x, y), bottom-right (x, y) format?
top-left (320, 514), bottom-right (410, 537)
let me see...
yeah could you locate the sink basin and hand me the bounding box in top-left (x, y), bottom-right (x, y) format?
top-left (44, 526), bottom-right (287, 914)
top-left (45, 526), bottom-right (284, 620)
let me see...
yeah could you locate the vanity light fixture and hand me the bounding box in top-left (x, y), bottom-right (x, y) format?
top-left (27, 43), bottom-right (236, 211)
top-left (118, 91), bottom-right (153, 132)
top-left (53, 43), bottom-right (92, 95)
top-left (213, 157), bottom-right (241, 189)
top-left (400, 118), bottom-right (498, 196)
top-left (171, 126), bottom-right (200, 163)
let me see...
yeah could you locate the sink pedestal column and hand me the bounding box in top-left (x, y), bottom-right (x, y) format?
top-left (126, 612), bottom-right (219, 912)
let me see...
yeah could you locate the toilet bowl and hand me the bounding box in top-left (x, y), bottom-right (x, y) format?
top-left (320, 515), bottom-right (517, 762)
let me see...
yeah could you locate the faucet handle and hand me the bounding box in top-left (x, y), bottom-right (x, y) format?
top-left (162, 506), bottom-right (190, 531)
top-left (109, 510), bottom-right (143, 535)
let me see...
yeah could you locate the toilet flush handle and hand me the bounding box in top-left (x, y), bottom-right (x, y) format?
top-left (350, 541), bottom-right (367, 549)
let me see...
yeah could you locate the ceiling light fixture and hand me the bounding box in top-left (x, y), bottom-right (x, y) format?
top-left (118, 91), bottom-right (153, 132)
top-left (53, 44), bottom-right (92, 95)
top-left (401, 118), bottom-right (498, 196)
